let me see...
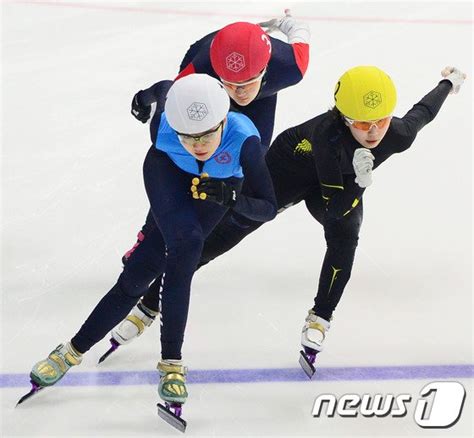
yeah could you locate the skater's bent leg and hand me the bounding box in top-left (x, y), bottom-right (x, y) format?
top-left (312, 201), bottom-right (363, 320)
top-left (304, 189), bottom-right (326, 226)
top-left (140, 277), bottom-right (161, 313)
top-left (158, 228), bottom-right (204, 360)
top-left (140, 211), bottom-right (264, 313)
top-left (300, 199), bottom-right (362, 364)
top-left (142, 149), bottom-right (229, 360)
top-left (199, 211), bottom-right (264, 267)
top-left (122, 210), bottom-right (157, 263)
top-left (71, 226), bottom-right (167, 353)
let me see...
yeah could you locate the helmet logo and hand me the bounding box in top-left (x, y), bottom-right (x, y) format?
top-left (226, 52), bottom-right (245, 72)
top-left (187, 102), bottom-right (208, 121)
top-left (363, 91), bottom-right (382, 109)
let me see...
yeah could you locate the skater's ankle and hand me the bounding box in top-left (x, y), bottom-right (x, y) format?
top-left (310, 308), bottom-right (333, 322)
top-left (137, 300), bottom-right (158, 318)
top-left (302, 310), bottom-right (331, 353)
top-left (69, 341), bottom-right (84, 356)
top-left (159, 358), bottom-right (184, 367)
top-left (158, 359), bottom-right (187, 375)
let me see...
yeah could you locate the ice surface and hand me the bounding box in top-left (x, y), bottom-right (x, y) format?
top-left (1, 1), bottom-right (472, 436)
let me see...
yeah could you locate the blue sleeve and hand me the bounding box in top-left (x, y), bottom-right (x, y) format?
top-left (233, 137), bottom-right (277, 222)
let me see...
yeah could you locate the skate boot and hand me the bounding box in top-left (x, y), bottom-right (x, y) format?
top-left (299, 310), bottom-right (331, 378)
top-left (98, 300), bottom-right (158, 363)
top-left (157, 360), bottom-right (188, 432)
top-left (18, 342), bottom-right (82, 405)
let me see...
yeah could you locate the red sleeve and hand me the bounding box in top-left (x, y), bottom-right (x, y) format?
top-left (174, 63), bottom-right (196, 80)
top-left (291, 43), bottom-right (310, 77)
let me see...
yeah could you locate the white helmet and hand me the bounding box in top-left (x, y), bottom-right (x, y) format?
top-left (165, 74), bottom-right (230, 134)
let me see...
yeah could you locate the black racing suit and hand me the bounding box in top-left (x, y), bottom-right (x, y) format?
top-left (140, 80), bottom-right (452, 321)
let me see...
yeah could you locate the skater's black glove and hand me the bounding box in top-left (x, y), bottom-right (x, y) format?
top-left (191, 174), bottom-right (237, 207)
top-left (131, 91), bottom-right (151, 123)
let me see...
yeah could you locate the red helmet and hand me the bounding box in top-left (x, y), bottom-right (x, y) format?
top-left (210, 22), bottom-right (272, 83)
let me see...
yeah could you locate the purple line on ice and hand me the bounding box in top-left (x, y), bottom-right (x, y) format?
top-left (1, 364), bottom-right (473, 388)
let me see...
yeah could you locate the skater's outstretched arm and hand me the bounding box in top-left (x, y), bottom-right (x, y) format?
top-left (376, 67), bottom-right (467, 156)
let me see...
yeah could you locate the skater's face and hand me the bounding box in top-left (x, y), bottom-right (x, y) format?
top-left (177, 119), bottom-right (225, 161)
top-left (344, 116), bottom-right (392, 149)
top-left (221, 69), bottom-right (266, 106)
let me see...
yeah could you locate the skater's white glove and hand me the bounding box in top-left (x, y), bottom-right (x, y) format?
top-left (258, 9), bottom-right (291, 33)
top-left (259, 10), bottom-right (310, 44)
top-left (353, 148), bottom-right (375, 188)
top-left (441, 66), bottom-right (466, 94)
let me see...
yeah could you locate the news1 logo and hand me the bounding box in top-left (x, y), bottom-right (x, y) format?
top-left (312, 381), bottom-right (466, 428)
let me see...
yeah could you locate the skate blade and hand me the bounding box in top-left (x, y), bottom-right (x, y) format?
top-left (98, 346), bottom-right (115, 364)
top-left (98, 339), bottom-right (120, 364)
top-left (157, 403), bottom-right (187, 433)
top-left (299, 350), bottom-right (316, 379)
top-left (16, 384), bottom-right (44, 406)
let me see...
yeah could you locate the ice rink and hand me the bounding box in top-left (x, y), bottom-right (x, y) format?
top-left (1, 1), bottom-right (473, 436)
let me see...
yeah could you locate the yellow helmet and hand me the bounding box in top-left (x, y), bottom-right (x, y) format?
top-left (334, 66), bottom-right (397, 121)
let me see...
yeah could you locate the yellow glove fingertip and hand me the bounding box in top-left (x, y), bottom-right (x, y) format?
top-left (199, 192), bottom-right (207, 200)
top-left (192, 192), bottom-right (199, 199)
top-left (190, 185), bottom-right (197, 193)
top-left (201, 172), bottom-right (209, 179)
top-left (192, 177), bottom-right (200, 186)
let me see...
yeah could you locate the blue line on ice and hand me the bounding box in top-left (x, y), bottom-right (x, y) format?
top-left (1, 364), bottom-right (473, 388)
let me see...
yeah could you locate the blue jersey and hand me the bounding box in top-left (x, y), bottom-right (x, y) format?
top-left (155, 111), bottom-right (260, 178)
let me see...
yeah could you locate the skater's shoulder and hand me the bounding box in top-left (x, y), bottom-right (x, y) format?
top-left (300, 110), bottom-right (345, 146)
top-left (224, 112), bottom-right (260, 141)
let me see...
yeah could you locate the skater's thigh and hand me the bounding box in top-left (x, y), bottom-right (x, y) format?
top-left (324, 200), bottom-right (364, 244)
top-left (304, 188), bottom-right (326, 225)
top-left (199, 211), bottom-right (263, 267)
top-left (122, 225), bottom-right (167, 279)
